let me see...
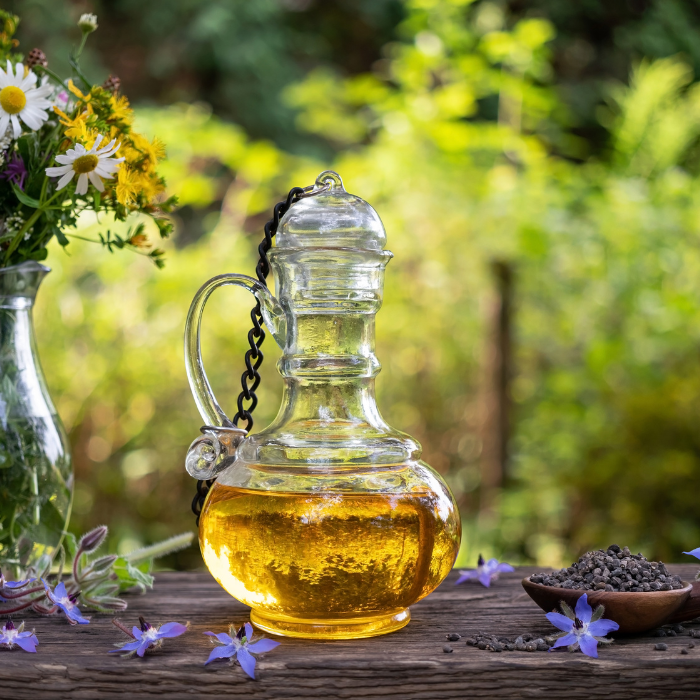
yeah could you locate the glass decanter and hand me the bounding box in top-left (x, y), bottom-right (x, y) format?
top-left (185, 171), bottom-right (461, 639)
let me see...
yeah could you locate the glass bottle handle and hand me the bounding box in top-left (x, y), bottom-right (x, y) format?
top-left (184, 273), bottom-right (286, 427)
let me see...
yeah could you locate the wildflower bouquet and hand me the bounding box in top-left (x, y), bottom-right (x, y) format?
top-left (0, 11), bottom-right (175, 576)
top-left (0, 11), bottom-right (175, 268)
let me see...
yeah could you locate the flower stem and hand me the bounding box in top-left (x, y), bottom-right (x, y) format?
top-left (31, 602), bottom-right (57, 615)
top-left (37, 66), bottom-right (70, 93)
top-left (73, 547), bottom-right (84, 584)
top-left (123, 532), bottom-right (194, 564)
top-left (0, 599), bottom-right (35, 615)
top-left (0, 585), bottom-right (44, 599)
top-left (74, 34), bottom-right (89, 62)
top-left (3, 191), bottom-right (63, 264)
top-left (112, 618), bottom-right (136, 639)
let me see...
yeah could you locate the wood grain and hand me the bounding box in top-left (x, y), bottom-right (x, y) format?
top-left (2, 565), bottom-right (700, 699)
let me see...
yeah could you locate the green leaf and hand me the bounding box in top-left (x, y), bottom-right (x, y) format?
top-left (113, 556), bottom-right (155, 592)
top-left (12, 184), bottom-right (41, 208)
top-left (25, 248), bottom-right (48, 261)
top-left (63, 532), bottom-right (78, 562)
top-left (154, 218), bottom-right (173, 238)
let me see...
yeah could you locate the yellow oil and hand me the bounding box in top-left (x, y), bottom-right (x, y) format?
top-left (199, 483), bottom-right (460, 638)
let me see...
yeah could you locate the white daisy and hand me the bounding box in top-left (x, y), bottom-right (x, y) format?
top-left (78, 14), bottom-right (98, 33)
top-left (0, 61), bottom-right (52, 139)
top-left (46, 135), bottom-right (125, 195)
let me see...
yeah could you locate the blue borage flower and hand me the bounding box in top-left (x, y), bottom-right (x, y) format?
top-left (455, 554), bottom-right (515, 587)
top-left (0, 570), bottom-right (36, 589)
top-left (546, 593), bottom-right (619, 658)
top-left (204, 622), bottom-right (280, 679)
top-left (683, 548), bottom-right (700, 580)
top-left (0, 571), bottom-right (37, 601)
top-left (0, 619), bottom-right (38, 652)
top-left (110, 616), bottom-right (188, 658)
top-left (42, 580), bottom-right (90, 625)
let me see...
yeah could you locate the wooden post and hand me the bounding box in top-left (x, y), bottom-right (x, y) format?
top-left (479, 260), bottom-right (514, 501)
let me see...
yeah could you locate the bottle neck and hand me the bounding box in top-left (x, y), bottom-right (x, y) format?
top-left (0, 262), bottom-right (43, 372)
top-left (0, 277), bottom-right (55, 420)
top-left (278, 312), bottom-right (380, 380)
top-left (235, 247), bottom-right (424, 467)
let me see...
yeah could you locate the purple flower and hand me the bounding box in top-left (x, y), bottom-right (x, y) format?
top-left (110, 617), bottom-right (188, 658)
top-left (455, 554), bottom-right (515, 587)
top-left (55, 90), bottom-right (69, 108)
top-left (546, 594), bottom-right (619, 658)
top-left (42, 580), bottom-right (90, 625)
top-left (79, 525), bottom-right (108, 553)
top-left (683, 548), bottom-right (700, 560)
top-left (0, 620), bottom-right (38, 653)
top-left (0, 153), bottom-right (28, 191)
top-left (203, 622), bottom-right (280, 679)
top-left (0, 570), bottom-right (36, 590)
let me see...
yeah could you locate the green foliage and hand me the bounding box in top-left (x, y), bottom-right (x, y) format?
top-left (10, 0), bottom-right (404, 156)
top-left (0, 10), bottom-right (20, 63)
top-left (24, 0), bottom-right (700, 570)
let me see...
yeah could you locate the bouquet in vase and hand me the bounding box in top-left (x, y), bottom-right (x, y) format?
top-left (0, 10), bottom-right (174, 575)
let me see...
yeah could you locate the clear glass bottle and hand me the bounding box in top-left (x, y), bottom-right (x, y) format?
top-left (0, 262), bottom-right (73, 577)
top-left (185, 171), bottom-right (461, 639)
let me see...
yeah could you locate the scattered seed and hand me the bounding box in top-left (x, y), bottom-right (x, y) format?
top-left (443, 645), bottom-right (453, 653)
top-left (655, 643), bottom-right (668, 651)
top-left (681, 649), bottom-right (689, 655)
top-left (446, 633), bottom-right (461, 642)
top-left (464, 632), bottom-right (551, 652)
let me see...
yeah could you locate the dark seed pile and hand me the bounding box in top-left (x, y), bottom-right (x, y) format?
top-left (465, 632), bottom-right (553, 652)
top-left (529, 544), bottom-right (685, 592)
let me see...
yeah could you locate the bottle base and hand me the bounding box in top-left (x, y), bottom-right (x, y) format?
top-left (250, 608), bottom-right (411, 639)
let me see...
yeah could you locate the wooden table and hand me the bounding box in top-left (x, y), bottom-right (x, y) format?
top-left (4, 565), bottom-right (700, 699)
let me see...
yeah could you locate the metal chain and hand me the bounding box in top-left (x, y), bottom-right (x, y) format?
top-left (192, 186), bottom-right (306, 523)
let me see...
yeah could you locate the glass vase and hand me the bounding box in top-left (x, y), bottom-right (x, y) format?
top-left (0, 261), bottom-right (73, 577)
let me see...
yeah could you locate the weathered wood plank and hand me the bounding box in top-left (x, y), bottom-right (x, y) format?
top-left (2, 565), bottom-right (700, 698)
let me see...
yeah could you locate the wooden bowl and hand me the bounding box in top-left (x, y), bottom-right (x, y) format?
top-left (522, 578), bottom-right (693, 634)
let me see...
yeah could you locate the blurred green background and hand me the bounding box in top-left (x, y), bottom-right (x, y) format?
top-left (9, 0), bottom-right (700, 569)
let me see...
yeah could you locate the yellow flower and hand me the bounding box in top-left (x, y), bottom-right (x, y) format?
top-left (150, 137), bottom-right (166, 162)
top-left (53, 106), bottom-right (95, 142)
top-left (115, 166), bottom-right (139, 206)
top-left (128, 133), bottom-right (166, 167)
top-left (67, 79), bottom-right (89, 102)
top-left (128, 232), bottom-right (149, 248)
top-left (141, 174), bottom-right (165, 200)
top-left (109, 94), bottom-right (133, 125)
top-left (121, 143), bottom-right (144, 167)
